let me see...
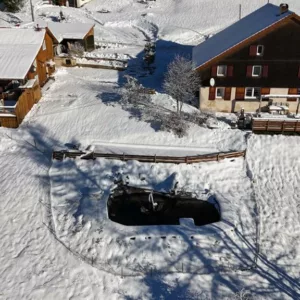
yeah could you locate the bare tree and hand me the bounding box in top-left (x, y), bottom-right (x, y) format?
top-left (68, 42), bottom-right (85, 57)
top-left (163, 55), bottom-right (200, 115)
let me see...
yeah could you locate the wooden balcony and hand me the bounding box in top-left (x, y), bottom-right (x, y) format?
top-left (0, 80), bottom-right (41, 128)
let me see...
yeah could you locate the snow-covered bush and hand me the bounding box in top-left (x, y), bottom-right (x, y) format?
top-left (68, 42), bottom-right (85, 57)
top-left (121, 75), bottom-right (151, 106)
top-left (3, 0), bottom-right (24, 12)
top-left (184, 110), bottom-right (216, 126)
top-left (163, 55), bottom-right (201, 115)
top-left (121, 76), bottom-right (188, 137)
top-left (231, 288), bottom-right (254, 300)
top-left (160, 112), bottom-right (188, 137)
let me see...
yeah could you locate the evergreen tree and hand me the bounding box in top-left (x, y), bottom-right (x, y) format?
top-left (3, 0), bottom-right (24, 12)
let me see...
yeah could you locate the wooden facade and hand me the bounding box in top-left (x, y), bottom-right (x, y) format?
top-left (47, 25), bottom-right (95, 52)
top-left (201, 18), bottom-right (300, 89)
top-left (197, 12), bottom-right (300, 113)
top-left (0, 83), bottom-right (42, 128)
top-left (27, 31), bottom-right (55, 87)
top-left (83, 27), bottom-right (95, 51)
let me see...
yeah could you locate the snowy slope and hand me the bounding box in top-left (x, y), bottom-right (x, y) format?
top-left (1, 0), bottom-right (300, 299)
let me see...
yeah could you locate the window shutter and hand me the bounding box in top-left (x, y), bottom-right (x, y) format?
top-left (261, 88), bottom-right (270, 95)
top-left (211, 66), bottom-right (217, 77)
top-left (227, 66), bottom-right (234, 77)
top-left (298, 67), bottom-right (300, 78)
top-left (249, 45), bottom-right (257, 56)
top-left (246, 66), bottom-right (252, 77)
top-left (209, 87), bottom-right (216, 100)
top-left (261, 87), bottom-right (270, 100)
top-left (235, 87), bottom-right (245, 100)
top-left (288, 88), bottom-right (297, 101)
top-left (224, 87), bottom-right (232, 101)
top-left (262, 65), bottom-right (269, 78)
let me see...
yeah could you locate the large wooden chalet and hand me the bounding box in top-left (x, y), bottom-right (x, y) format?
top-left (47, 0), bottom-right (93, 8)
top-left (0, 27), bottom-right (55, 128)
top-left (193, 3), bottom-right (300, 114)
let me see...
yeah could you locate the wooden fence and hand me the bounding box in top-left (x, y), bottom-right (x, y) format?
top-left (52, 150), bottom-right (246, 164)
top-left (252, 118), bottom-right (300, 134)
top-left (76, 63), bottom-right (127, 71)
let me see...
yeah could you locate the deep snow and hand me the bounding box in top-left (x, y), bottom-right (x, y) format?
top-left (0, 0), bottom-right (300, 299)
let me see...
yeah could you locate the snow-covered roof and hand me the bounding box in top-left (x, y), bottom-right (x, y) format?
top-left (46, 22), bottom-right (94, 43)
top-left (192, 4), bottom-right (294, 69)
top-left (0, 28), bottom-right (45, 80)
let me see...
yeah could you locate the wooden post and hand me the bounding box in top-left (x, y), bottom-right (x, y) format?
top-left (296, 97), bottom-right (300, 116)
top-left (30, 0), bottom-right (35, 22)
top-left (258, 95), bottom-right (263, 114)
top-left (239, 4), bottom-right (242, 20)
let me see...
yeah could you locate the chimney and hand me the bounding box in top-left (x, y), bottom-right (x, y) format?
top-left (279, 3), bottom-right (289, 14)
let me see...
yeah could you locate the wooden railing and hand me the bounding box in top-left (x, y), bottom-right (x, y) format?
top-left (52, 150), bottom-right (246, 164)
top-left (252, 118), bottom-right (300, 133)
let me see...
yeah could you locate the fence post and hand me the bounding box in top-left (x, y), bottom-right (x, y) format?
top-left (154, 154), bottom-right (156, 163)
top-left (217, 154), bottom-right (219, 161)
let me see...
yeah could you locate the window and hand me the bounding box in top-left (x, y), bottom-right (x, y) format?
top-left (252, 65), bottom-right (262, 77)
top-left (245, 87), bottom-right (261, 99)
top-left (42, 40), bottom-right (46, 51)
top-left (216, 87), bottom-right (225, 99)
top-left (217, 65), bottom-right (227, 77)
top-left (257, 45), bottom-right (264, 56)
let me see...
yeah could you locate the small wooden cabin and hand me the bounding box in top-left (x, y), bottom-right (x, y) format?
top-left (45, 22), bottom-right (95, 53)
top-left (0, 27), bottom-right (55, 128)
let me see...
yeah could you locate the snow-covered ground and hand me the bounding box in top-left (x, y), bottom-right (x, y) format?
top-left (1, 0), bottom-right (300, 299)
top-left (50, 156), bottom-right (255, 276)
